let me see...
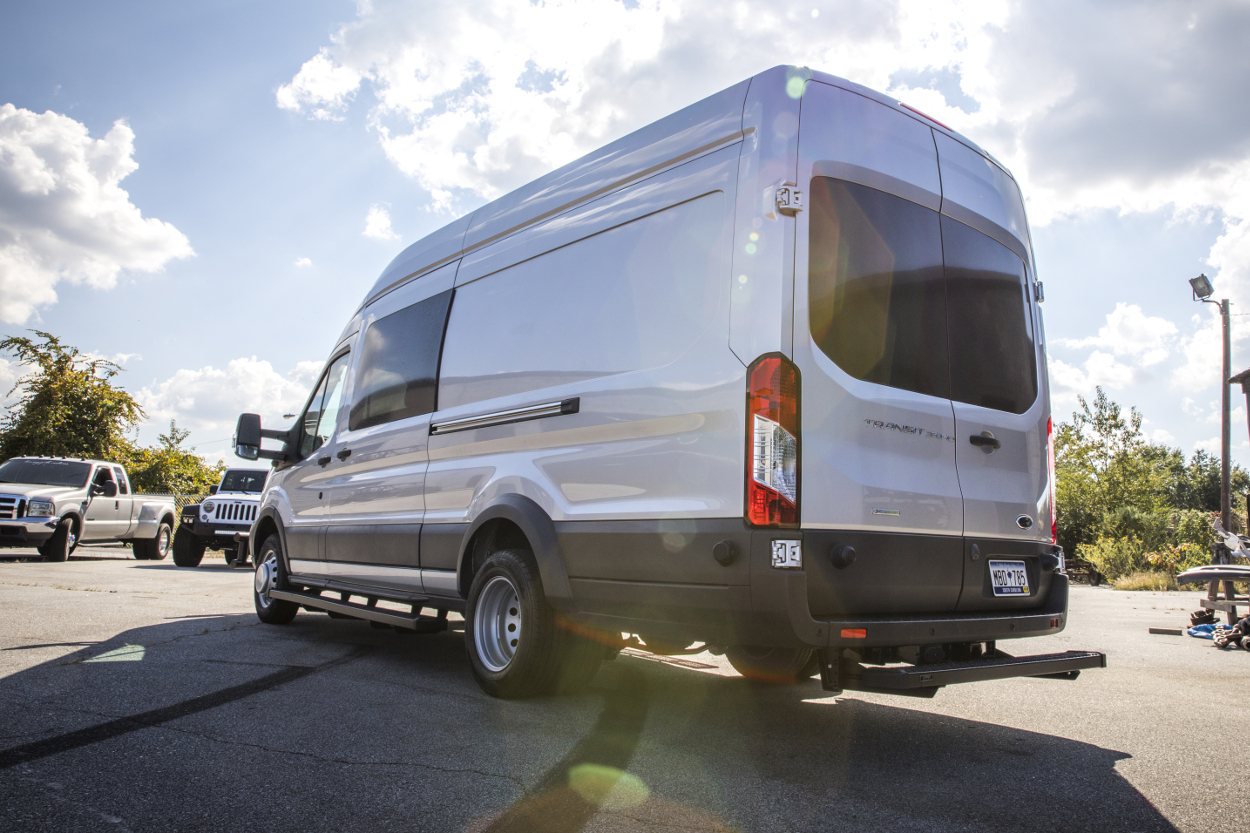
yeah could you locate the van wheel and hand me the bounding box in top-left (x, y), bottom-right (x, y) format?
top-left (726, 645), bottom-right (818, 683)
top-left (254, 535), bottom-right (299, 625)
top-left (171, 527), bottom-right (205, 567)
top-left (133, 522), bottom-right (172, 560)
top-left (38, 518), bottom-right (76, 563)
top-left (465, 549), bottom-right (567, 698)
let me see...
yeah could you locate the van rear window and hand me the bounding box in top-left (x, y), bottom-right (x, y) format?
top-left (808, 177), bottom-right (1037, 414)
top-left (349, 289), bottom-right (453, 431)
top-left (808, 178), bottom-right (949, 400)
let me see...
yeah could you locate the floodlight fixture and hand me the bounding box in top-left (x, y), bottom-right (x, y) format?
top-left (1190, 273), bottom-right (1215, 300)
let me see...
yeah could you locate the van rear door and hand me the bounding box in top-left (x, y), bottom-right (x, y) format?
top-left (794, 82), bottom-right (964, 615)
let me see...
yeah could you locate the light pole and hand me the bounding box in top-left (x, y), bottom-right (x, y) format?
top-left (1189, 273), bottom-right (1231, 532)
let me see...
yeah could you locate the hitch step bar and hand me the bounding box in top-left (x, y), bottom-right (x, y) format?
top-left (268, 589), bottom-right (447, 633)
top-left (822, 650), bottom-right (1107, 697)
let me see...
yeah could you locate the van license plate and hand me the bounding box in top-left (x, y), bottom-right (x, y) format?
top-left (988, 560), bottom-right (1029, 596)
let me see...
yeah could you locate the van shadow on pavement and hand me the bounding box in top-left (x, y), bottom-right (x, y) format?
top-left (0, 613), bottom-right (1174, 833)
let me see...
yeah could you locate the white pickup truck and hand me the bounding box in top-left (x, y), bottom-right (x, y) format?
top-left (0, 457), bottom-right (176, 562)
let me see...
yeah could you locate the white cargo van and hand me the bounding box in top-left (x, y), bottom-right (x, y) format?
top-left (236, 66), bottom-right (1104, 698)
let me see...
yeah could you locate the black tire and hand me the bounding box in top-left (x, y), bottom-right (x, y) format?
top-left (171, 527), bottom-right (206, 567)
top-left (253, 534), bottom-right (299, 625)
top-left (38, 517), bottom-right (76, 563)
top-left (726, 645), bottom-right (818, 684)
top-left (465, 549), bottom-right (568, 698)
top-left (133, 522), bottom-right (172, 561)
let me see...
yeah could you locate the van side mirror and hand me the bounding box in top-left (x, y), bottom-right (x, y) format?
top-left (234, 412), bottom-right (293, 462)
top-left (235, 413), bottom-right (262, 460)
top-left (103, 481), bottom-right (118, 498)
top-left (208, 485), bottom-right (218, 496)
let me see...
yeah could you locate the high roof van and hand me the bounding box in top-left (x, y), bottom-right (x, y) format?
top-left (236, 66), bottom-right (1104, 698)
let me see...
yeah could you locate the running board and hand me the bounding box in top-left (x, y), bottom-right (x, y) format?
top-left (844, 650), bottom-right (1106, 692)
top-left (268, 589), bottom-right (446, 633)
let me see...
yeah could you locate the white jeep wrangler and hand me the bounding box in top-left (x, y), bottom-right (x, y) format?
top-left (172, 468), bottom-right (268, 568)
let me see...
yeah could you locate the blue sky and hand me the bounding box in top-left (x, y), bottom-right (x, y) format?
top-left (1, 0), bottom-right (1249, 468)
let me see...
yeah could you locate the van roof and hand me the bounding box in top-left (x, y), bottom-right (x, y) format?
top-left (361, 65), bottom-right (1010, 309)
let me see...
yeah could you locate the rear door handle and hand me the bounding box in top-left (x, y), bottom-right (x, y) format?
top-left (336, 448), bottom-right (352, 461)
top-left (969, 434), bottom-right (1001, 450)
top-left (318, 456), bottom-right (332, 467)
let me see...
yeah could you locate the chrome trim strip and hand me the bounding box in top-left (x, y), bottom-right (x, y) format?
top-left (431, 397), bottom-right (579, 436)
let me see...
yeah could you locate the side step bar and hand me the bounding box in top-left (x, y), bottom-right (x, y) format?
top-left (823, 650), bottom-right (1107, 697)
top-left (268, 589), bottom-right (448, 633)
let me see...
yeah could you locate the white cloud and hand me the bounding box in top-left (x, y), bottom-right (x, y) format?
top-left (136, 357), bottom-right (322, 440)
top-left (276, 49), bottom-right (363, 121)
top-left (0, 105), bottom-right (193, 324)
top-left (363, 204), bottom-right (399, 241)
top-left (1058, 303), bottom-right (1178, 366)
top-left (294, 256), bottom-right (312, 267)
top-left (1149, 427), bottom-right (1176, 445)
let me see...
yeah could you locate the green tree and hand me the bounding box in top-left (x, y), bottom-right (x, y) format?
top-left (124, 420), bottom-right (225, 495)
top-left (0, 331), bottom-right (144, 462)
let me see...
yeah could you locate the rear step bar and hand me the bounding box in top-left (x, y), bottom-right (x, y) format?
top-left (822, 650), bottom-right (1106, 698)
top-left (268, 589), bottom-right (448, 633)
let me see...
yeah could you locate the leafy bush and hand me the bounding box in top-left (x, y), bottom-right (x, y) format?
top-left (1077, 537), bottom-right (1149, 580)
top-left (1145, 543), bottom-right (1211, 575)
top-left (1112, 571), bottom-right (1178, 592)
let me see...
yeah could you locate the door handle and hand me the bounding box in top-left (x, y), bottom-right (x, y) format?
top-left (318, 456), bottom-right (332, 467)
top-left (336, 448), bottom-right (352, 461)
top-left (969, 433), bottom-right (1001, 450)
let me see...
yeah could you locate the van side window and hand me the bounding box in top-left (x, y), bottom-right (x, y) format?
top-left (349, 289), bottom-right (453, 431)
top-left (299, 353), bottom-right (351, 458)
top-left (942, 216), bottom-right (1037, 414)
top-left (438, 193), bottom-right (726, 409)
top-left (808, 177), bottom-right (949, 400)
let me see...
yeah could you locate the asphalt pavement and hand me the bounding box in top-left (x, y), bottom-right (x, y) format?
top-left (1, 546), bottom-right (1245, 832)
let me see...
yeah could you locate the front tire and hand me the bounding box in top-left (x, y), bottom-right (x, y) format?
top-left (38, 518), bottom-right (76, 563)
top-left (171, 527), bottom-right (206, 567)
top-left (133, 522), bottom-right (172, 561)
top-left (726, 645), bottom-right (818, 684)
top-left (254, 535), bottom-right (298, 625)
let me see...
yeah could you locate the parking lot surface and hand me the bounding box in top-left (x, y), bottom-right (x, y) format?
top-left (1, 546), bottom-right (1245, 832)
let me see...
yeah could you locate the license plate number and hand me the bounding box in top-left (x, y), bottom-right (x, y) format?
top-left (989, 560), bottom-right (1029, 596)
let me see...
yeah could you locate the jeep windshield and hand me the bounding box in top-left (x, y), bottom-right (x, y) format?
top-left (0, 459), bottom-right (92, 488)
top-left (220, 470), bottom-right (268, 493)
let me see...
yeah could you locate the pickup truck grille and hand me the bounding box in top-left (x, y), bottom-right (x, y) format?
top-left (211, 501), bottom-right (258, 523)
top-left (0, 495), bottom-right (26, 520)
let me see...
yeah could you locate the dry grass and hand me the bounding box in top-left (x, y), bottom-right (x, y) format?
top-left (1112, 571), bottom-right (1179, 592)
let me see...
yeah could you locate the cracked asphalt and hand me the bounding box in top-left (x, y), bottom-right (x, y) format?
top-left (1, 546), bottom-right (1247, 832)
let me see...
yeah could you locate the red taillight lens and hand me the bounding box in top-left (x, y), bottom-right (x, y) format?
top-left (1047, 416), bottom-right (1057, 544)
top-left (746, 354), bottom-right (800, 527)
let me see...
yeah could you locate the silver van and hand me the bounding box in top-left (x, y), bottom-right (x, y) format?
top-left (236, 66), bottom-right (1104, 698)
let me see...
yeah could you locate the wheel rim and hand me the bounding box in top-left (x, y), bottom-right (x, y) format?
top-left (474, 575), bottom-right (522, 672)
top-left (156, 526), bottom-right (171, 557)
top-left (255, 552), bottom-right (278, 609)
top-left (66, 525), bottom-right (77, 548)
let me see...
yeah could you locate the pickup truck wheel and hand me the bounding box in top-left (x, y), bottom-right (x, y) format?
top-left (171, 527), bottom-right (206, 568)
top-left (133, 522), bottom-right (172, 560)
top-left (38, 518), bottom-right (75, 563)
top-left (726, 645), bottom-right (818, 684)
top-left (465, 549), bottom-right (564, 699)
top-left (254, 535), bottom-right (299, 624)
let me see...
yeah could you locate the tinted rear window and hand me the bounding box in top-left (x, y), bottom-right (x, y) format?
top-left (220, 470), bottom-right (268, 492)
top-left (942, 216), bottom-right (1037, 414)
top-left (0, 459), bottom-right (91, 487)
top-left (808, 177), bottom-right (949, 399)
top-left (349, 289), bottom-right (453, 431)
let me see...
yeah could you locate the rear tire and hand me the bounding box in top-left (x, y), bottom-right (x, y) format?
top-left (133, 522), bottom-right (172, 561)
top-left (254, 535), bottom-right (299, 625)
top-left (726, 645), bottom-right (818, 684)
top-left (38, 518), bottom-right (76, 563)
top-left (171, 527), bottom-right (206, 567)
top-left (465, 550), bottom-right (566, 698)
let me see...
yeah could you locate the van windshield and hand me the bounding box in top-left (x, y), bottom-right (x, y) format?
top-left (0, 459), bottom-right (92, 488)
top-left (808, 177), bottom-right (1037, 414)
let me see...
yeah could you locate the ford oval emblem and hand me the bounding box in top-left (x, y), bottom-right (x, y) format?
top-left (1016, 515), bottom-right (1034, 530)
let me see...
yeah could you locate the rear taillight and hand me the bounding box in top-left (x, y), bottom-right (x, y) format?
top-left (746, 354), bottom-right (800, 527)
top-left (1046, 416), bottom-right (1057, 543)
